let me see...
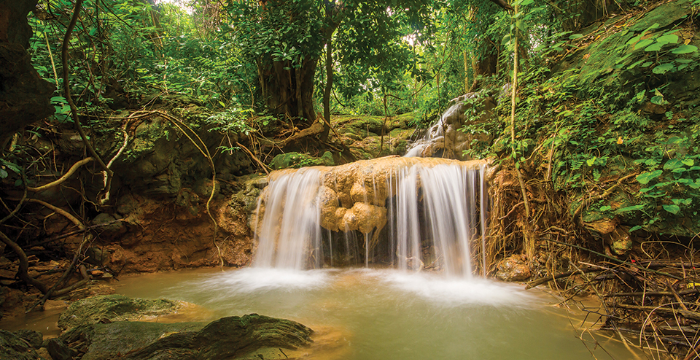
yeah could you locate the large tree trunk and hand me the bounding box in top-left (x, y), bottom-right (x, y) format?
top-left (0, 0), bottom-right (54, 145)
top-left (259, 57), bottom-right (318, 128)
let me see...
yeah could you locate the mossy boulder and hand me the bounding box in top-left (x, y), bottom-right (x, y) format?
top-left (269, 151), bottom-right (334, 170)
top-left (59, 314), bottom-right (313, 360)
top-left (0, 330), bottom-right (43, 360)
top-left (332, 113), bottom-right (417, 158)
top-left (58, 295), bottom-right (182, 330)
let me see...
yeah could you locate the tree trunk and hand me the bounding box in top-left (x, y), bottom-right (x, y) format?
top-left (470, 42), bottom-right (498, 90)
top-left (321, 31), bottom-right (334, 141)
top-left (259, 58), bottom-right (318, 128)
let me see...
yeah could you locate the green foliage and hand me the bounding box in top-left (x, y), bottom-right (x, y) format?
top-left (29, 0), bottom-right (255, 114)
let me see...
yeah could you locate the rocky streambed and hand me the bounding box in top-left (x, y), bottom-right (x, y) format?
top-left (1, 294), bottom-right (314, 360)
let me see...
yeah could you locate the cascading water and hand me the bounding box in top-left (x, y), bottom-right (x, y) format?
top-left (404, 101), bottom-right (461, 158)
top-left (254, 168), bottom-right (323, 269)
top-left (253, 157), bottom-right (489, 277)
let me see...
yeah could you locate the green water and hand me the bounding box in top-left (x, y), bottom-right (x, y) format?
top-left (112, 267), bottom-right (644, 360)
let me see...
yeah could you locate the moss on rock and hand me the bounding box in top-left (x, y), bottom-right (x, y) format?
top-left (57, 295), bottom-right (182, 331)
top-left (269, 151), bottom-right (335, 170)
top-left (59, 314), bottom-right (313, 360)
top-left (0, 330), bottom-right (43, 360)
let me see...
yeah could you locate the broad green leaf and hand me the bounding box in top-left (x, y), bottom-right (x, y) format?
top-left (650, 95), bottom-right (666, 105)
top-left (0, 160), bottom-right (20, 174)
top-left (636, 170), bottom-right (662, 184)
top-left (645, 43), bottom-right (663, 52)
top-left (0, 169), bottom-right (7, 179)
top-left (663, 204), bottom-right (680, 214)
top-left (672, 198), bottom-right (693, 205)
top-left (569, 34), bottom-right (583, 39)
top-left (634, 39), bottom-right (654, 50)
top-left (672, 45), bottom-right (698, 54)
top-left (682, 159), bottom-right (695, 166)
top-left (664, 158), bottom-right (684, 170)
top-left (653, 63), bottom-right (676, 74)
top-left (626, 34), bottom-right (642, 45)
top-left (656, 34), bottom-right (679, 45)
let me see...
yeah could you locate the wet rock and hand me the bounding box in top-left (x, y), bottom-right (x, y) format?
top-left (0, 329), bottom-right (42, 360)
top-left (59, 313), bottom-right (313, 360)
top-left (12, 329), bottom-right (42, 349)
top-left (495, 255), bottom-right (532, 282)
top-left (58, 295), bottom-right (183, 331)
top-left (0, 286), bottom-right (25, 318)
top-left (47, 338), bottom-right (75, 360)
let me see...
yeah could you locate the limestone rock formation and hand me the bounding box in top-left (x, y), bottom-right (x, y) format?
top-left (259, 157), bottom-right (487, 249)
top-left (406, 91), bottom-right (497, 159)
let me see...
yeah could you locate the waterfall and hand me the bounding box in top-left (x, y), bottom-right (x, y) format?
top-left (404, 102), bottom-right (459, 158)
top-left (253, 158), bottom-right (489, 277)
top-left (254, 168), bottom-right (323, 269)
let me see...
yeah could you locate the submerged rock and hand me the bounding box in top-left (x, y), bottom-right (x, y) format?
top-left (59, 314), bottom-right (313, 360)
top-left (58, 294), bottom-right (183, 330)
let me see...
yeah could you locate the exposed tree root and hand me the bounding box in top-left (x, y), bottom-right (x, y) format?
top-left (27, 157), bottom-right (94, 193)
top-left (0, 229), bottom-right (48, 294)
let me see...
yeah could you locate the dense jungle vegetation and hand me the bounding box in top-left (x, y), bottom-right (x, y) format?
top-left (4, 0), bottom-right (700, 357)
top-left (10, 0), bottom-right (700, 244)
